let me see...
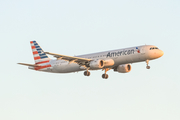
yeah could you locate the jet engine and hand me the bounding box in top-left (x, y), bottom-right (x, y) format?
top-left (89, 59), bottom-right (104, 69)
top-left (116, 64), bottom-right (131, 73)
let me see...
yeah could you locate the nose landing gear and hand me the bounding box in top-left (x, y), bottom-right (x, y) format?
top-left (146, 60), bottom-right (150, 69)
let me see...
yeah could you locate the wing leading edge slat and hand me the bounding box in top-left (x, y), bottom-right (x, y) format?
top-left (45, 52), bottom-right (92, 64)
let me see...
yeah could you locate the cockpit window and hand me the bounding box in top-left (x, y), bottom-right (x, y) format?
top-left (150, 47), bottom-right (159, 50)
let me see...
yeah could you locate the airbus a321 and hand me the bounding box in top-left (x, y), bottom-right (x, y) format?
top-left (18, 41), bottom-right (164, 79)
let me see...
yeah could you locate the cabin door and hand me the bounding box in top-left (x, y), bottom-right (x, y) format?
top-left (139, 47), bottom-right (146, 60)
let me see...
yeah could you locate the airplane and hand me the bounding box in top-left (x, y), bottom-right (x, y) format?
top-left (18, 41), bottom-right (164, 79)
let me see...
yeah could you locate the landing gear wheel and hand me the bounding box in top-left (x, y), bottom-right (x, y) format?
top-left (102, 68), bottom-right (110, 79)
top-left (102, 74), bottom-right (105, 78)
top-left (102, 74), bottom-right (108, 79)
top-left (87, 72), bottom-right (90, 76)
top-left (146, 66), bottom-right (150, 69)
top-left (146, 60), bottom-right (150, 69)
top-left (84, 71), bottom-right (90, 76)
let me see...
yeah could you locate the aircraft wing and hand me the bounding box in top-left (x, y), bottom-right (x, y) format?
top-left (18, 63), bottom-right (40, 67)
top-left (45, 52), bottom-right (92, 65)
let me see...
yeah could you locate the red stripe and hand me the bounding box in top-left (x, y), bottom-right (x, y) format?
top-left (33, 51), bottom-right (38, 55)
top-left (30, 41), bottom-right (34, 44)
top-left (34, 56), bottom-right (41, 60)
top-left (31, 46), bottom-right (36, 49)
top-left (35, 64), bottom-right (51, 70)
top-left (36, 60), bottom-right (50, 64)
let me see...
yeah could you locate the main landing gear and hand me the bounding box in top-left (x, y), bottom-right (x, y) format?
top-left (146, 60), bottom-right (150, 69)
top-left (102, 68), bottom-right (110, 79)
top-left (84, 70), bottom-right (90, 76)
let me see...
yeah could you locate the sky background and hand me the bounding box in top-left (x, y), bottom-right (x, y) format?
top-left (0, 0), bottom-right (180, 120)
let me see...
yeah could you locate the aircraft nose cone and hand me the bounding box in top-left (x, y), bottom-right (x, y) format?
top-left (159, 50), bottom-right (164, 57)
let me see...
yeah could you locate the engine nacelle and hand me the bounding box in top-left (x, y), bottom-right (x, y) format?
top-left (89, 59), bottom-right (104, 69)
top-left (103, 59), bottom-right (114, 67)
top-left (116, 64), bottom-right (131, 73)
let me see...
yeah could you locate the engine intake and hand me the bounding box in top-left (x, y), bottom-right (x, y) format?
top-left (89, 59), bottom-right (104, 69)
top-left (116, 64), bottom-right (131, 73)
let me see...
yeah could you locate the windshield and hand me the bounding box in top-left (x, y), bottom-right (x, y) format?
top-left (150, 47), bottom-right (159, 50)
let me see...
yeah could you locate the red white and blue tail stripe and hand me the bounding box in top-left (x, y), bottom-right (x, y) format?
top-left (30, 41), bottom-right (50, 63)
top-left (30, 41), bottom-right (51, 70)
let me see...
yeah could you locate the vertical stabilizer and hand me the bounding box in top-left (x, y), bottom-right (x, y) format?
top-left (30, 41), bottom-right (50, 64)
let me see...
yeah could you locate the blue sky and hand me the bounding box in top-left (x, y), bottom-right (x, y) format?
top-left (0, 0), bottom-right (180, 120)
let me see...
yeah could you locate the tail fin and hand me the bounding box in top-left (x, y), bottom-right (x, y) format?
top-left (30, 41), bottom-right (50, 64)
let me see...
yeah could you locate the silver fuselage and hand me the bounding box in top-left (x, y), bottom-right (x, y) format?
top-left (33, 45), bottom-right (163, 73)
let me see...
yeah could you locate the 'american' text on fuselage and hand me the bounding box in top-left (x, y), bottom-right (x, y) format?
top-left (107, 49), bottom-right (135, 57)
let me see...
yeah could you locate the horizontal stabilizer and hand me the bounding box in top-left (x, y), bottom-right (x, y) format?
top-left (18, 63), bottom-right (40, 67)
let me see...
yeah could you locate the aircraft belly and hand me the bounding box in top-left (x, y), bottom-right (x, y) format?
top-left (113, 53), bottom-right (146, 65)
top-left (53, 63), bottom-right (81, 73)
top-left (131, 54), bottom-right (140, 62)
top-left (114, 57), bottom-right (126, 65)
top-left (113, 55), bottom-right (133, 65)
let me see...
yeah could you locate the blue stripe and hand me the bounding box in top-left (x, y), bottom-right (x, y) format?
top-left (39, 53), bottom-right (46, 56)
top-left (35, 46), bottom-right (40, 48)
top-left (33, 41), bottom-right (36, 43)
top-left (40, 56), bottom-right (48, 59)
top-left (34, 43), bottom-right (38, 46)
top-left (36, 48), bottom-right (42, 51)
top-left (38, 51), bottom-right (43, 54)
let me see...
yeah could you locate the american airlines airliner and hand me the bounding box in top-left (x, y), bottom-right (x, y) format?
top-left (18, 41), bottom-right (164, 79)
